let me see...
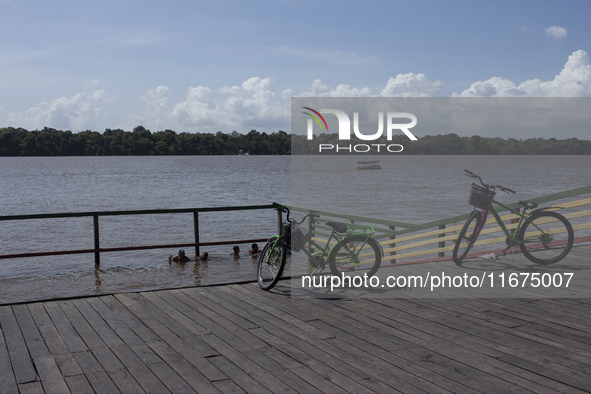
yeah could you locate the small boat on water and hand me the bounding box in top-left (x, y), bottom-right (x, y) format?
top-left (355, 160), bottom-right (382, 170)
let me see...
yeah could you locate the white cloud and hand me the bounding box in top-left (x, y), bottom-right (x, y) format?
top-left (125, 77), bottom-right (292, 132)
top-left (299, 82), bottom-right (372, 98)
top-left (220, 77), bottom-right (289, 120)
top-left (379, 73), bottom-right (445, 97)
top-left (5, 82), bottom-right (115, 130)
top-left (545, 25), bottom-right (568, 40)
top-left (171, 85), bottom-right (232, 128)
top-left (298, 73), bottom-right (444, 98)
top-left (130, 73), bottom-right (445, 131)
top-left (453, 50), bottom-right (591, 97)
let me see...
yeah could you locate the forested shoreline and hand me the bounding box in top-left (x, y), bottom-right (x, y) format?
top-left (1, 126), bottom-right (590, 156)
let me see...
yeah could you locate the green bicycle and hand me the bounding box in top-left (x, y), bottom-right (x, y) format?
top-left (257, 206), bottom-right (383, 290)
top-left (453, 170), bottom-right (574, 265)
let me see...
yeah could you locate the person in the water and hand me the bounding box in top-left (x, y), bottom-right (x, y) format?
top-left (231, 245), bottom-right (240, 258)
top-left (248, 243), bottom-right (261, 257)
top-left (169, 249), bottom-right (190, 263)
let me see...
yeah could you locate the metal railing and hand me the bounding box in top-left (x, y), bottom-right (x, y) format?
top-left (0, 204), bottom-right (280, 267)
top-left (288, 185), bottom-right (591, 266)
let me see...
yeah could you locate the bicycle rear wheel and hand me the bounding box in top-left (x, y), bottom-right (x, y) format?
top-left (453, 211), bottom-right (481, 264)
top-left (518, 211), bottom-right (574, 265)
top-left (257, 240), bottom-right (287, 290)
top-left (328, 236), bottom-right (382, 277)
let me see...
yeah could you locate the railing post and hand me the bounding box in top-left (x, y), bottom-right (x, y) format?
top-left (389, 225), bottom-right (396, 264)
top-left (277, 209), bottom-right (283, 235)
top-left (307, 213), bottom-right (315, 255)
top-left (438, 224), bottom-right (445, 257)
top-left (193, 211), bottom-right (200, 256)
top-left (93, 215), bottom-right (100, 267)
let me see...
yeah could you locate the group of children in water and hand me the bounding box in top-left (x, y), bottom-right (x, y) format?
top-left (169, 243), bottom-right (261, 264)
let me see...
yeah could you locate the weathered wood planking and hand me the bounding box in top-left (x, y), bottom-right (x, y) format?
top-left (0, 245), bottom-right (589, 393)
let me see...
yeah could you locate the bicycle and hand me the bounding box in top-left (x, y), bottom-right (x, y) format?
top-left (257, 205), bottom-right (383, 290)
top-left (452, 170), bottom-right (574, 265)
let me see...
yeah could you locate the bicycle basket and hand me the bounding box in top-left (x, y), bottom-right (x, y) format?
top-left (290, 226), bottom-right (311, 252)
top-left (468, 183), bottom-right (496, 209)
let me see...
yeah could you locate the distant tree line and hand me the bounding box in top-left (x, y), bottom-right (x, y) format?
top-left (0, 127), bottom-right (290, 156)
top-left (0, 127), bottom-right (590, 156)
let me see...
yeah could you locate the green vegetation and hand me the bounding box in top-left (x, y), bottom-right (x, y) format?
top-left (0, 127), bottom-right (290, 156)
top-left (0, 127), bottom-right (589, 156)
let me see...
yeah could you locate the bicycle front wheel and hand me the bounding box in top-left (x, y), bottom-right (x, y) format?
top-left (453, 211), bottom-right (481, 265)
top-left (328, 236), bottom-right (382, 277)
top-left (518, 211), bottom-right (574, 265)
top-left (257, 240), bottom-right (287, 290)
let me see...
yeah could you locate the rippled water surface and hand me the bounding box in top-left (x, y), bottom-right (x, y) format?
top-left (1, 155), bottom-right (590, 304)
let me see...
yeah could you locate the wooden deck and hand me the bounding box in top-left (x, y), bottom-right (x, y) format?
top-left (1, 246), bottom-right (591, 393)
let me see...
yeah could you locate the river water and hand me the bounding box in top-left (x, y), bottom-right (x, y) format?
top-left (1, 155), bottom-right (589, 304)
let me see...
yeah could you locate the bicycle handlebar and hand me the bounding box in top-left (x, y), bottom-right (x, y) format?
top-left (278, 206), bottom-right (317, 226)
top-left (464, 169), bottom-right (516, 194)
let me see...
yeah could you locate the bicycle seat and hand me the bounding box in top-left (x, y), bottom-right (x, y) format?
top-left (325, 221), bottom-right (348, 233)
top-left (518, 200), bottom-right (538, 210)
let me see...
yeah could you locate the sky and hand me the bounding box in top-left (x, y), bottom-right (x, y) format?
top-left (1, 0), bottom-right (590, 137)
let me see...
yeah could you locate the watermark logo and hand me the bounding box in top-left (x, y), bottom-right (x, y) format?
top-left (304, 107), bottom-right (418, 141)
top-left (302, 107), bottom-right (329, 133)
top-left (303, 107), bottom-right (418, 153)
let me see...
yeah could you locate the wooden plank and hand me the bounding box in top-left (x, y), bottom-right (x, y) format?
top-left (145, 339), bottom-right (221, 394)
top-left (194, 293), bottom-right (393, 394)
top-left (0, 324), bottom-right (19, 394)
top-left (162, 290), bottom-right (268, 350)
top-left (86, 296), bottom-right (163, 365)
top-left (63, 375), bottom-right (94, 394)
top-left (33, 355), bottom-right (72, 394)
top-left (178, 287), bottom-right (269, 330)
top-left (117, 293), bottom-right (219, 357)
top-left (180, 323), bottom-right (298, 393)
top-left (73, 350), bottom-right (121, 393)
top-left (57, 300), bottom-right (109, 351)
top-left (113, 293), bottom-right (227, 383)
top-left (53, 354), bottom-right (84, 377)
top-left (40, 302), bottom-right (88, 353)
top-left (11, 304), bottom-right (50, 360)
top-left (108, 345), bottom-right (170, 394)
top-left (163, 289), bottom-right (263, 335)
top-left (315, 298), bottom-right (552, 393)
top-left (0, 306), bottom-right (38, 384)
top-left (27, 303), bottom-right (70, 355)
top-left (92, 347), bottom-right (146, 394)
top-left (142, 291), bottom-right (301, 393)
top-left (211, 286), bottom-right (335, 340)
top-left (16, 381), bottom-right (44, 394)
top-left (147, 360), bottom-right (201, 394)
top-left (71, 298), bottom-right (126, 348)
top-left (410, 298), bottom-right (591, 373)
top-left (140, 291), bottom-right (210, 336)
top-left (211, 379), bottom-right (248, 394)
top-left (371, 298), bottom-right (591, 393)
top-left (206, 355), bottom-right (274, 394)
top-left (271, 368), bottom-right (327, 394)
top-left (239, 291), bottom-right (437, 393)
top-left (499, 353), bottom-right (591, 393)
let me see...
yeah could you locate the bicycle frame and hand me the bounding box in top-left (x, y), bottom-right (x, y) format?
top-left (265, 217), bottom-right (379, 271)
top-left (473, 199), bottom-right (545, 246)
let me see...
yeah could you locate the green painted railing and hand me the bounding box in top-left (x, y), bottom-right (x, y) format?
top-left (285, 184), bottom-right (591, 265)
